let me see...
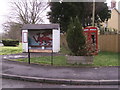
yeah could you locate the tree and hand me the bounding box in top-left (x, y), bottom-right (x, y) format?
top-left (2, 0), bottom-right (49, 40)
top-left (3, 22), bottom-right (22, 41)
top-left (48, 2), bottom-right (111, 32)
top-left (11, 0), bottom-right (49, 24)
top-left (66, 17), bottom-right (86, 56)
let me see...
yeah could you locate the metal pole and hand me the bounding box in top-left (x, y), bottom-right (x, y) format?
top-left (51, 50), bottom-right (53, 65)
top-left (51, 33), bottom-right (53, 65)
top-left (28, 46), bottom-right (30, 64)
top-left (92, 0), bottom-right (95, 26)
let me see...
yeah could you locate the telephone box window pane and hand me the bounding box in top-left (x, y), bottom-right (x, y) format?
top-left (91, 35), bottom-right (95, 43)
top-left (84, 29), bottom-right (88, 31)
top-left (91, 32), bottom-right (95, 35)
top-left (90, 29), bottom-right (96, 31)
top-left (84, 33), bottom-right (88, 39)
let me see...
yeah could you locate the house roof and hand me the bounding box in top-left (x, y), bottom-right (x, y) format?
top-left (112, 8), bottom-right (120, 14)
top-left (22, 24), bottom-right (60, 30)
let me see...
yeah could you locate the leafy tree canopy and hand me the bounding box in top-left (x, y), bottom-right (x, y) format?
top-left (48, 2), bottom-right (111, 32)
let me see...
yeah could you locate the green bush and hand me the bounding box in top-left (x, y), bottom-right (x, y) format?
top-left (66, 17), bottom-right (86, 56)
top-left (2, 39), bottom-right (19, 46)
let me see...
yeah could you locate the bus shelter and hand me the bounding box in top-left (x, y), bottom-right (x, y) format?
top-left (22, 24), bottom-right (60, 53)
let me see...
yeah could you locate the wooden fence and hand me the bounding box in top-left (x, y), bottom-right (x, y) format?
top-left (60, 34), bottom-right (120, 53)
top-left (99, 34), bottom-right (120, 52)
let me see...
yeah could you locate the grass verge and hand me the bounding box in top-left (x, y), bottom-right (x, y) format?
top-left (0, 43), bottom-right (22, 55)
top-left (11, 52), bottom-right (119, 67)
top-left (11, 56), bottom-right (68, 66)
top-left (1, 43), bottom-right (119, 66)
top-left (93, 52), bottom-right (119, 66)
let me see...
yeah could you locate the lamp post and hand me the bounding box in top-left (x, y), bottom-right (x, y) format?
top-left (92, 0), bottom-right (95, 26)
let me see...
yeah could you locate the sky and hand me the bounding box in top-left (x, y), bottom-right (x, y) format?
top-left (0, 0), bottom-right (120, 33)
top-left (0, 0), bottom-right (10, 33)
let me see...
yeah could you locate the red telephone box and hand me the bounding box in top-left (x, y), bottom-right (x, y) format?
top-left (83, 26), bottom-right (98, 55)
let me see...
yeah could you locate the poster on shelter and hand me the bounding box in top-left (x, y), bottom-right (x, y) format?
top-left (28, 30), bottom-right (52, 49)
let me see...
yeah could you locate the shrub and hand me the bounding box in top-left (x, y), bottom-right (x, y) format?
top-left (2, 39), bottom-right (19, 46)
top-left (66, 17), bottom-right (86, 56)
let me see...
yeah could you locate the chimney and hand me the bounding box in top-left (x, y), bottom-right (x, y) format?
top-left (111, 0), bottom-right (116, 9)
top-left (118, 1), bottom-right (120, 12)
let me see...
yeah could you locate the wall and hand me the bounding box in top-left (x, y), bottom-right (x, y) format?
top-left (22, 30), bottom-right (28, 52)
top-left (99, 34), bottom-right (120, 52)
top-left (60, 33), bottom-right (68, 48)
top-left (108, 9), bottom-right (118, 30)
top-left (107, 9), bottom-right (120, 31)
top-left (118, 11), bottom-right (120, 32)
top-left (52, 29), bottom-right (60, 52)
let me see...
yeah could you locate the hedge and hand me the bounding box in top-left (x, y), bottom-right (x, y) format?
top-left (2, 39), bottom-right (19, 46)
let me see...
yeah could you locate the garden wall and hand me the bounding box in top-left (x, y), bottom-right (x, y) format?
top-left (99, 34), bottom-right (120, 52)
top-left (60, 33), bottom-right (68, 48)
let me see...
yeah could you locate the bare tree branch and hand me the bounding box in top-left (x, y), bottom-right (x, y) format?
top-left (11, 0), bottom-right (49, 24)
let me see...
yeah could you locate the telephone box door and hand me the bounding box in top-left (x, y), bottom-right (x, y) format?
top-left (84, 26), bottom-right (98, 55)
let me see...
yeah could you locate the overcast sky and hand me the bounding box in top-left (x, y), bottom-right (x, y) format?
top-left (0, 0), bottom-right (119, 33)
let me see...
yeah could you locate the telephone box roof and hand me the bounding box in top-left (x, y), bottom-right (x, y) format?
top-left (22, 24), bottom-right (59, 30)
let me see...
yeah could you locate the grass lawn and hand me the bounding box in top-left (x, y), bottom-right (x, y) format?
top-left (93, 52), bottom-right (119, 66)
top-left (11, 51), bottom-right (119, 67)
top-left (1, 43), bottom-right (119, 66)
top-left (0, 43), bottom-right (22, 55)
top-left (12, 56), bottom-right (68, 66)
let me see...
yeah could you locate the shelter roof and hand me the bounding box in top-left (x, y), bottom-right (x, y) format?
top-left (22, 24), bottom-right (59, 30)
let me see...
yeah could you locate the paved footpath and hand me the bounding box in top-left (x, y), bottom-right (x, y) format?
top-left (1, 55), bottom-right (120, 85)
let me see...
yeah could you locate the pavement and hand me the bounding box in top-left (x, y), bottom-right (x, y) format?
top-left (1, 54), bottom-right (120, 85)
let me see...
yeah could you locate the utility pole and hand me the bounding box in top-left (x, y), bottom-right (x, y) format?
top-left (92, 0), bottom-right (95, 26)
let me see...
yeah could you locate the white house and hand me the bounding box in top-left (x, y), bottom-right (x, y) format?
top-left (21, 24), bottom-right (60, 53)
